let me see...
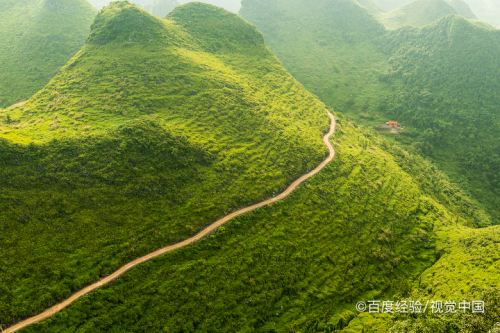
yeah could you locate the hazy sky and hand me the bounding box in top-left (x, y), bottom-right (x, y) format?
top-left (180, 0), bottom-right (241, 13)
top-left (88, 0), bottom-right (498, 27)
top-left (89, 0), bottom-right (241, 13)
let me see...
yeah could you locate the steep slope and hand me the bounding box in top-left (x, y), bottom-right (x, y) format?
top-left (241, 0), bottom-right (389, 135)
top-left (382, 16), bottom-right (500, 222)
top-left (380, 0), bottom-right (461, 30)
top-left (0, 2), bottom-right (330, 326)
top-left (16, 118), bottom-right (494, 332)
top-left (371, 0), bottom-right (413, 10)
top-left (241, 0), bottom-right (499, 222)
top-left (0, 0), bottom-right (96, 107)
top-left (355, 0), bottom-right (383, 14)
top-left (448, 0), bottom-right (477, 18)
top-left (89, 0), bottom-right (178, 16)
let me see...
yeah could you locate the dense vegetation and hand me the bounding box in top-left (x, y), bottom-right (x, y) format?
top-left (0, 2), bottom-right (330, 327)
top-left (345, 220), bottom-right (499, 332)
top-left (0, 0), bottom-right (96, 107)
top-left (241, 0), bottom-right (500, 222)
top-left (1, 1), bottom-right (497, 332)
top-left (19, 118), bottom-right (496, 332)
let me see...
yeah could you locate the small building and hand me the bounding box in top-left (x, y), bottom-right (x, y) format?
top-left (386, 121), bottom-right (400, 129)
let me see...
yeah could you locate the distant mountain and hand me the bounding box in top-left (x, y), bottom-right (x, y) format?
top-left (241, 0), bottom-right (499, 221)
top-left (0, 0), bottom-right (95, 107)
top-left (372, 0), bottom-right (414, 10)
top-left (464, 0), bottom-right (500, 27)
top-left (1, 2), bottom-right (496, 332)
top-left (89, 0), bottom-right (178, 16)
top-left (379, 0), bottom-right (471, 29)
top-left (90, 0), bottom-right (242, 14)
top-left (180, 0), bottom-right (241, 13)
top-left (355, 0), bottom-right (383, 13)
top-left (448, 0), bottom-right (477, 18)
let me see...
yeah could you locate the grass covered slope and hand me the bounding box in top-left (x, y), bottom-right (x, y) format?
top-left (241, 0), bottom-right (390, 135)
top-left (0, 2), bottom-right (330, 326)
top-left (382, 16), bottom-right (500, 222)
top-left (18, 118), bottom-right (493, 332)
top-left (241, 0), bottom-right (499, 222)
top-left (0, 0), bottom-right (96, 107)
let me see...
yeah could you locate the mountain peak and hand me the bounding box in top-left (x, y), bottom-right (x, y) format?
top-left (380, 0), bottom-right (459, 29)
top-left (447, 0), bottom-right (476, 19)
top-left (88, 2), bottom-right (166, 44)
top-left (169, 2), bottom-right (265, 53)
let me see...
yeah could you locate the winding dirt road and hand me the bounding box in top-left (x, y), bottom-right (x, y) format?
top-left (4, 112), bottom-right (336, 333)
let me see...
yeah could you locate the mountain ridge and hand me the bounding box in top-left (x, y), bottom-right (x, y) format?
top-left (0, 0), bottom-right (96, 107)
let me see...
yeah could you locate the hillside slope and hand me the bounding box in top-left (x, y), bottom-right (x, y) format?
top-left (448, 0), bottom-right (477, 18)
top-left (0, 2), bottom-right (330, 326)
top-left (241, 0), bottom-right (499, 222)
top-left (17, 117), bottom-right (495, 332)
top-left (380, 0), bottom-right (465, 29)
top-left (0, 0), bottom-right (96, 107)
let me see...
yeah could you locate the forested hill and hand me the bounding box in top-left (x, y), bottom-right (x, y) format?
top-left (241, 0), bottom-right (500, 222)
top-left (0, 2), bottom-right (496, 332)
top-left (0, 0), bottom-right (96, 107)
top-left (379, 0), bottom-right (473, 29)
top-left (0, 2), bottom-right (330, 326)
top-left (382, 16), bottom-right (500, 221)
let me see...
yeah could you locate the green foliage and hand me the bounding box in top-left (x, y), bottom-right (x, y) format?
top-left (241, 0), bottom-right (499, 222)
top-left (88, 1), bottom-right (167, 44)
top-left (168, 3), bottom-right (265, 54)
top-left (0, 0), bottom-right (96, 107)
top-left (0, 2), bottom-right (329, 326)
top-left (20, 119), bottom-right (456, 332)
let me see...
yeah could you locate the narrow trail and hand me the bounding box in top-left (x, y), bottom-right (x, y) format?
top-left (5, 112), bottom-right (337, 333)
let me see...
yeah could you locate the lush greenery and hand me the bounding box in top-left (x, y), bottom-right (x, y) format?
top-left (345, 223), bottom-right (499, 332)
top-left (19, 118), bottom-right (495, 332)
top-left (0, 2), bottom-right (330, 327)
top-left (241, 0), bottom-right (500, 222)
top-left (0, 0), bottom-right (96, 107)
top-left (1, 1), bottom-right (497, 332)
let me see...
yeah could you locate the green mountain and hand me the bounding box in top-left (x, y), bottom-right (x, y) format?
top-left (380, 0), bottom-right (467, 29)
top-left (1, 2), bottom-right (496, 332)
top-left (448, 0), bottom-right (477, 18)
top-left (372, 0), bottom-right (414, 10)
top-left (241, 0), bottom-right (500, 223)
top-left (89, 0), bottom-right (178, 16)
top-left (0, 0), bottom-right (96, 108)
top-left (0, 1), bottom-right (330, 326)
top-left (17, 119), bottom-right (497, 332)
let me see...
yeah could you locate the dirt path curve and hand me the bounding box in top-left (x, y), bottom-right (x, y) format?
top-left (5, 112), bottom-right (336, 333)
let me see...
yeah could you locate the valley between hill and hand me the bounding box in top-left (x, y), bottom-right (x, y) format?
top-left (0, 1), bottom-right (497, 332)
